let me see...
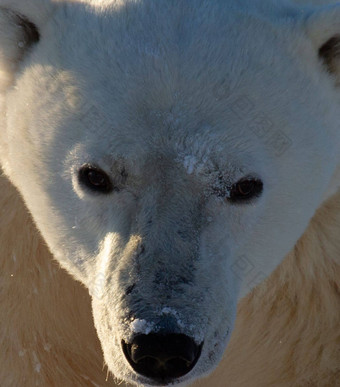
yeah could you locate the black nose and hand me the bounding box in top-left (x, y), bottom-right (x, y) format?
top-left (122, 333), bottom-right (202, 383)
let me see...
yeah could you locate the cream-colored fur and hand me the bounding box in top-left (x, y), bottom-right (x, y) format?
top-left (1, 170), bottom-right (339, 386)
top-left (1, 0), bottom-right (340, 385)
top-left (0, 172), bottom-right (113, 386)
top-left (198, 196), bottom-right (340, 386)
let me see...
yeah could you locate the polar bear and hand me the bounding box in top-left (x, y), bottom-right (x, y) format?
top-left (0, 0), bottom-right (340, 386)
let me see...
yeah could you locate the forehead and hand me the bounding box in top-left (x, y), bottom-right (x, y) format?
top-left (29, 0), bottom-right (307, 175)
top-left (50, 0), bottom-right (301, 104)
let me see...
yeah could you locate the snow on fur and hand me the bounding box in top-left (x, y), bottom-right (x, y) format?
top-left (0, 0), bottom-right (340, 386)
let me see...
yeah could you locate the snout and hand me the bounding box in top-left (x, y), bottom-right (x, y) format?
top-left (122, 333), bottom-right (203, 384)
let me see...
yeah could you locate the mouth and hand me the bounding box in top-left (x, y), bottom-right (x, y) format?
top-left (122, 333), bottom-right (204, 386)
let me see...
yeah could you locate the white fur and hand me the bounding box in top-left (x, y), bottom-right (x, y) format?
top-left (0, 0), bottom-right (340, 386)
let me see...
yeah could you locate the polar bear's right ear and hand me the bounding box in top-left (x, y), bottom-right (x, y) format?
top-left (0, 0), bottom-right (54, 88)
top-left (305, 4), bottom-right (340, 84)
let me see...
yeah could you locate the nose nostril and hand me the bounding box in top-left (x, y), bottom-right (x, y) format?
top-left (122, 333), bottom-right (203, 382)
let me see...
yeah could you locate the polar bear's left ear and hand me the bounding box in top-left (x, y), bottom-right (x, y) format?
top-left (306, 4), bottom-right (340, 83)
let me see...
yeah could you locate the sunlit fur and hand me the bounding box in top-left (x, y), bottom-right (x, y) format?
top-left (1, 167), bottom-right (339, 386)
top-left (0, 0), bottom-right (340, 386)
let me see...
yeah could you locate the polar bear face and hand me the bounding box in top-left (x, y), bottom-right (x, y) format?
top-left (1, 0), bottom-right (340, 386)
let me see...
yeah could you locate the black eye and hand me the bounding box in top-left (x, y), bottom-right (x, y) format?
top-left (229, 177), bottom-right (263, 203)
top-left (78, 165), bottom-right (113, 194)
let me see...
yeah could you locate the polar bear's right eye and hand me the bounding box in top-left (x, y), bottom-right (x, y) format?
top-left (78, 165), bottom-right (113, 194)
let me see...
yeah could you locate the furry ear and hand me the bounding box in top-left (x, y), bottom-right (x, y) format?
top-left (0, 0), bottom-right (53, 88)
top-left (306, 4), bottom-right (340, 84)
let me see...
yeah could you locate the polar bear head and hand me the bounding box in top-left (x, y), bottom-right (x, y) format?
top-left (1, 0), bottom-right (340, 385)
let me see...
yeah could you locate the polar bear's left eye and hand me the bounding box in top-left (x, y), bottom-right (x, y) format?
top-left (78, 165), bottom-right (113, 194)
top-left (229, 177), bottom-right (263, 203)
